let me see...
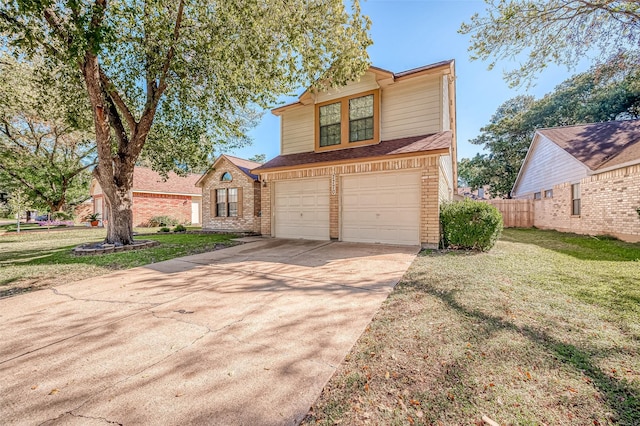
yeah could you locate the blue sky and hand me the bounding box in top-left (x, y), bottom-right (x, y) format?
top-left (229, 0), bottom-right (591, 162)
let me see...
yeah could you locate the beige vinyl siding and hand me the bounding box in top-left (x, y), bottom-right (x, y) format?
top-left (442, 75), bottom-right (450, 131)
top-left (438, 154), bottom-right (453, 202)
top-left (381, 75), bottom-right (441, 140)
top-left (513, 134), bottom-right (589, 198)
top-left (315, 72), bottom-right (380, 104)
top-left (281, 105), bottom-right (314, 154)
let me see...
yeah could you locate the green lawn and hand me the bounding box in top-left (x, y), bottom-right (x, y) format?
top-left (0, 228), bottom-right (235, 298)
top-left (303, 228), bottom-right (640, 425)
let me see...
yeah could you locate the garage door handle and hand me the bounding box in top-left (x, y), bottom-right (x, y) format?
top-left (300, 213), bottom-right (303, 217)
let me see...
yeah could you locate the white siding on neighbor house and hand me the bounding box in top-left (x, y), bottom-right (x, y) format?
top-left (442, 75), bottom-right (450, 131)
top-left (281, 106), bottom-right (314, 155)
top-left (438, 155), bottom-right (453, 203)
top-left (514, 134), bottom-right (589, 198)
top-left (381, 75), bottom-right (441, 141)
top-left (314, 72), bottom-right (380, 104)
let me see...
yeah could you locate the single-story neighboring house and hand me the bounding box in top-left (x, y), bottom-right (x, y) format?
top-left (196, 155), bottom-right (262, 233)
top-left (251, 60), bottom-right (458, 248)
top-left (90, 166), bottom-right (202, 227)
top-left (512, 119), bottom-right (640, 242)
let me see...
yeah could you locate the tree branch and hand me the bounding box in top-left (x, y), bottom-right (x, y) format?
top-left (99, 67), bottom-right (136, 133)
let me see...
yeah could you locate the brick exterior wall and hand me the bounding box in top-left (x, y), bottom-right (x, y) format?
top-left (533, 164), bottom-right (640, 242)
top-left (132, 192), bottom-right (193, 226)
top-left (259, 155), bottom-right (444, 248)
top-left (200, 157), bottom-right (261, 233)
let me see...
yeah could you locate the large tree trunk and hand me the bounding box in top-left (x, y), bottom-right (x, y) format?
top-left (103, 182), bottom-right (134, 245)
top-left (95, 164), bottom-right (135, 245)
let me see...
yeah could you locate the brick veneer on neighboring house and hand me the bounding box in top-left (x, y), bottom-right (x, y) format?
top-left (513, 120), bottom-right (640, 243)
top-left (533, 164), bottom-right (640, 242)
top-left (90, 166), bottom-right (202, 227)
top-left (197, 155), bottom-right (262, 233)
top-left (132, 192), bottom-right (193, 226)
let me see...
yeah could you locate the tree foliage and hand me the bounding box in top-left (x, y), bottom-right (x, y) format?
top-left (248, 154), bottom-right (266, 164)
top-left (460, 0), bottom-right (640, 87)
top-left (460, 63), bottom-right (640, 197)
top-left (0, 0), bottom-right (372, 244)
top-left (0, 54), bottom-right (96, 212)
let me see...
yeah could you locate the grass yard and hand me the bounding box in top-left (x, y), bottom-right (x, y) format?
top-left (0, 228), bottom-right (235, 298)
top-left (303, 229), bottom-right (640, 426)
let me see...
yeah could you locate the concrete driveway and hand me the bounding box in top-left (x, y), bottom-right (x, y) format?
top-left (0, 239), bottom-right (417, 425)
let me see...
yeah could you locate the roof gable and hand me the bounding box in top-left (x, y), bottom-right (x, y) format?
top-left (196, 155), bottom-right (262, 186)
top-left (512, 133), bottom-right (589, 196)
top-left (538, 119), bottom-right (640, 171)
top-left (272, 60), bottom-right (454, 116)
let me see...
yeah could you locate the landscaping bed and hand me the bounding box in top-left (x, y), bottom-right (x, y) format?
top-left (0, 228), bottom-right (236, 298)
top-left (303, 229), bottom-right (640, 425)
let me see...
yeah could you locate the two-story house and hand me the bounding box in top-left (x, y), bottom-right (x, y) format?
top-left (251, 60), bottom-right (457, 248)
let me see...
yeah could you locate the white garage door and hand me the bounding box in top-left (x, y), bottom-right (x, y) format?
top-left (342, 171), bottom-right (421, 245)
top-left (274, 178), bottom-right (330, 240)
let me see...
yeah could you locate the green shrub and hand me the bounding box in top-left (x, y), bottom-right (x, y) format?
top-left (159, 227), bottom-right (171, 233)
top-left (147, 215), bottom-right (179, 227)
top-left (440, 199), bottom-right (503, 251)
top-left (173, 224), bottom-right (186, 232)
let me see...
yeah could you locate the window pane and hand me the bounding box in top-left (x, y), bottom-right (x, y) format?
top-left (572, 183), bottom-right (580, 200)
top-left (226, 188), bottom-right (238, 217)
top-left (228, 188), bottom-right (238, 203)
top-left (319, 102), bottom-right (341, 126)
top-left (221, 172), bottom-right (232, 181)
top-left (349, 95), bottom-right (374, 142)
top-left (228, 203), bottom-right (238, 217)
top-left (216, 189), bottom-right (227, 217)
top-left (572, 199), bottom-right (581, 215)
top-left (349, 94), bottom-right (373, 120)
top-left (320, 123), bottom-right (341, 146)
top-left (349, 117), bottom-right (374, 142)
top-left (534, 192), bottom-right (541, 200)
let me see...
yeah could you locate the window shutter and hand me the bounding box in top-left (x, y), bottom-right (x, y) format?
top-left (210, 189), bottom-right (217, 217)
top-left (237, 187), bottom-right (243, 217)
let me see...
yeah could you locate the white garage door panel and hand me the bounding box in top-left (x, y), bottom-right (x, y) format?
top-left (275, 178), bottom-right (330, 240)
top-left (342, 172), bottom-right (420, 245)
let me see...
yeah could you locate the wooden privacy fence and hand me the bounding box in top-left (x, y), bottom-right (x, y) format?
top-left (486, 199), bottom-right (534, 228)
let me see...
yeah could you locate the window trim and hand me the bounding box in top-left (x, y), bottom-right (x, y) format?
top-left (213, 187), bottom-right (243, 218)
top-left (314, 89), bottom-right (380, 152)
top-left (533, 192), bottom-right (542, 200)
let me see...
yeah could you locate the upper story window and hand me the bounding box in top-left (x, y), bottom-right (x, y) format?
top-left (221, 172), bottom-right (232, 181)
top-left (316, 89), bottom-right (379, 151)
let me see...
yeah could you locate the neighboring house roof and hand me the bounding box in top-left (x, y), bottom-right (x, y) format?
top-left (196, 154), bottom-right (263, 187)
top-left (132, 167), bottom-right (202, 195)
top-left (538, 119), bottom-right (640, 171)
top-left (253, 131), bottom-right (451, 172)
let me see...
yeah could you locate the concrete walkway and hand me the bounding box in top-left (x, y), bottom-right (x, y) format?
top-left (0, 239), bottom-right (417, 425)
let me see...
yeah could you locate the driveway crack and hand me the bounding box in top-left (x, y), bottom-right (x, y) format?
top-left (50, 288), bottom-right (158, 306)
